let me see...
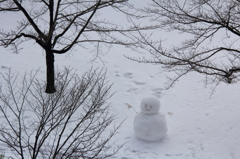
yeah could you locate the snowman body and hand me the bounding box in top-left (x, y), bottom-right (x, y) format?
top-left (134, 97), bottom-right (167, 141)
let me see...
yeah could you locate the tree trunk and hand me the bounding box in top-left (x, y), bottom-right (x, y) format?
top-left (45, 48), bottom-right (56, 93)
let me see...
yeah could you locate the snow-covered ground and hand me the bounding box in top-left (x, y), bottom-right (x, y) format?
top-left (1, 1), bottom-right (240, 159)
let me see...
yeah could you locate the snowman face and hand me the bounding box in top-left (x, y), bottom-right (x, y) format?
top-left (140, 97), bottom-right (160, 114)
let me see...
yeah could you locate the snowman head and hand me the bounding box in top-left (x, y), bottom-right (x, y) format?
top-left (140, 97), bottom-right (160, 114)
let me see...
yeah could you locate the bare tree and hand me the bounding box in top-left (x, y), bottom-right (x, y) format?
top-left (0, 0), bottom-right (145, 93)
top-left (0, 68), bottom-right (122, 159)
top-left (129, 0), bottom-right (240, 88)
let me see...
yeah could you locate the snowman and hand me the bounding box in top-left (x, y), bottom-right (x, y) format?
top-left (133, 97), bottom-right (168, 141)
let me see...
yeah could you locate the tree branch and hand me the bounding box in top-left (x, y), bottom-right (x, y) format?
top-left (13, 0), bottom-right (45, 40)
top-left (52, 0), bottom-right (102, 54)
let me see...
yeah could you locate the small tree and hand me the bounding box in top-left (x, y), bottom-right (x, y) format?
top-left (130, 0), bottom-right (240, 88)
top-left (0, 68), bottom-right (122, 159)
top-left (0, 0), bottom-right (143, 93)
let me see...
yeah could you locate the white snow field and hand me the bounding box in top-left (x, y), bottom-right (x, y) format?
top-left (1, 1), bottom-right (240, 159)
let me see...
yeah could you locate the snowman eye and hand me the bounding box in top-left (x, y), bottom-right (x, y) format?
top-left (144, 105), bottom-right (152, 110)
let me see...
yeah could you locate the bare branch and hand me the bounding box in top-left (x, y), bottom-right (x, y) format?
top-left (12, 0), bottom-right (45, 39)
top-left (130, 0), bottom-right (240, 88)
top-left (0, 68), bottom-right (122, 159)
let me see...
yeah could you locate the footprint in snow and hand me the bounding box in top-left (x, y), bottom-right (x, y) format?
top-left (127, 88), bottom-right (138, 93)
top-left (124, 72), bottom-right (134, 79)
top-left (133, 81), bottom-right (146, 85)
top-left (115, 71), bottom-right (120, 77)
top-left (151, 88), bottom-right (163, 98)
top-left (1, 66), bottom-right (9, 69)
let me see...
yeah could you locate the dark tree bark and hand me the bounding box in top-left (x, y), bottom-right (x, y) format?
top-left (45, 48), bottom-right (56, 93)
top-left (45, 0), bottom-right (56, 93)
